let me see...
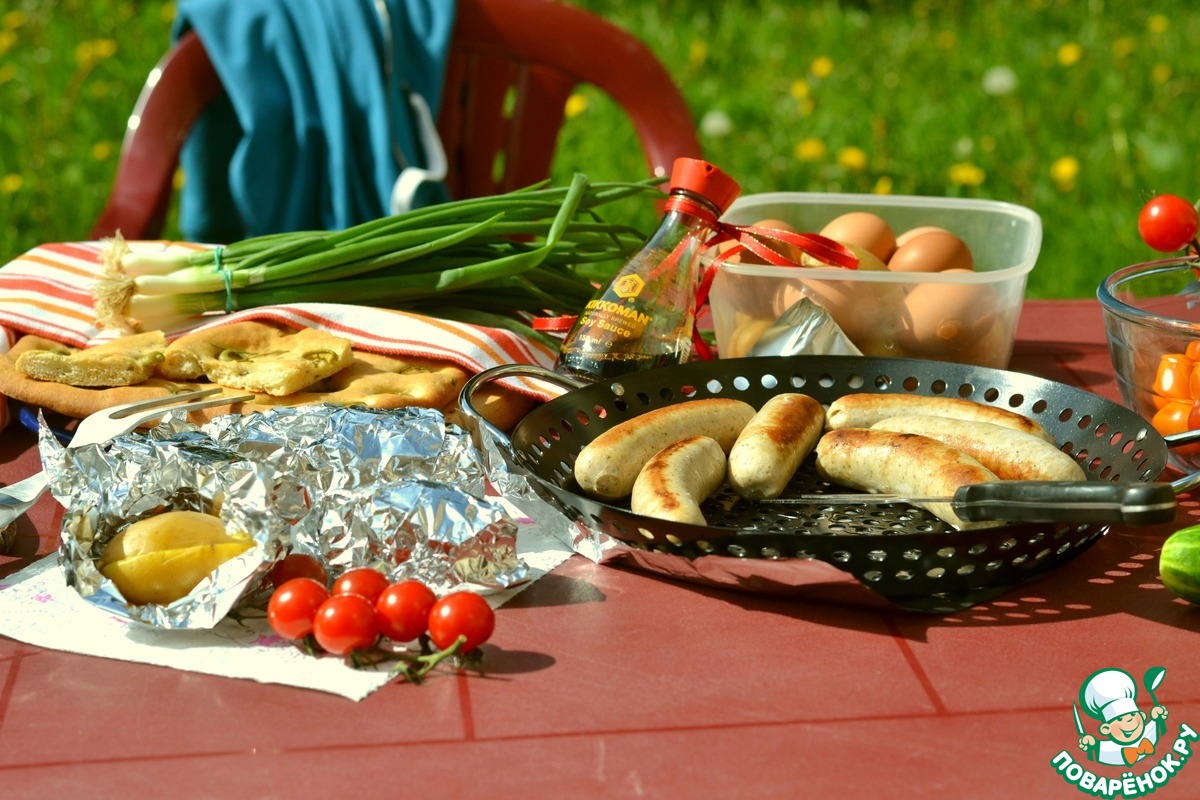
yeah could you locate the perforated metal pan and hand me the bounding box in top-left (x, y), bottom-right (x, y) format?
top-left (460, 356), bottom-right (1194, 611)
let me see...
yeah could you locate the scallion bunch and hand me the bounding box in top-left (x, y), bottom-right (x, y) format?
top-left (94, 174), bottom-right (660, 343)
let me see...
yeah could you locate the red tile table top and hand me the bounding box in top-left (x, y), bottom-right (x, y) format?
top-left (1, 299), bottom-right (1198, 799)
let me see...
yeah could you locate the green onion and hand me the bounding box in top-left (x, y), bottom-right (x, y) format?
top-left (95, 174), bottom-right (661, 333)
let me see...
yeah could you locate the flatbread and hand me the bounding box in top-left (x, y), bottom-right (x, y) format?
top-left (0, 336), bottom-right (214, 420)
top-left (159, 321), bottom-right (354, 396)
top-left (14, 331), bottom-right (167, 387)
top-left (1, 337), bottom-right (535, 432)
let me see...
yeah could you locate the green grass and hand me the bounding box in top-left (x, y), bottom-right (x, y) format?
top-left (2, 0), bottom-right (1197, 300)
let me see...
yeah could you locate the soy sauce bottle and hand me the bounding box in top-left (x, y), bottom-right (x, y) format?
top-left (555, 158), bottom-right (741, 382)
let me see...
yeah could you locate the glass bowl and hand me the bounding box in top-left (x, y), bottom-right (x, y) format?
top-left (1097, 255), bottom-right (1200, 474)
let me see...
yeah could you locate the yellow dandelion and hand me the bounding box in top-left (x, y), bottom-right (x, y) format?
top-left (1112, 37), bottom-right (1135, 60)
top-left (0, 30), bottom-right (15, 55)
top-left (837, 146), bottom-right (868, 171)
top-left (2, 10), bottom-right (26, 29)
top-left (1148, 15), bottom-right (1168, 34)
top-left (91, 141), bottom-right (113, 161)
top-left (872, 176), bottom-right (894, 195)
top-left (94, 39), bottom-right (118, 59)
top-left (810, 56), bottom-right (834, 79)
top-left (1057, 42), bottom-right (1082, 67)
top-left (1, 173), bottom-right (24, 194)
top-left (74, 41), bottom-right (95, 65)
top-left (1050, 156), bottom-right (1079, 191)
top-left (790, 79), bottom-right (810, 100)
top-left (949, 162), bottom-right (985, 187)
top-left (794, 138), bottom-right (827, 163)
top-left (1152, 64), bottom-right (1172, 84)
top-left (564, 93), bottom-right (588, 119)
top-left (161, 2), bottom-right (177, 23)
top-left (688, 40), bottom-right (708, 70)
top-left (936, 31), bottom-right (956, 50)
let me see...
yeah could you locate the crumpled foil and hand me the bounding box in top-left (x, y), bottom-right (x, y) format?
top-left (747, 296), bottom-right (863, 357)
top-left (44, 404), bottom-right (529, 630)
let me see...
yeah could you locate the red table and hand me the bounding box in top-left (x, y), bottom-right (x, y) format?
top-left (2, 299), bottom-right (1198, 798)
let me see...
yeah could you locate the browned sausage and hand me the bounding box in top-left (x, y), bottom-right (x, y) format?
top-left (814, 428), bottom-right (1000, 529)
top-left (630, 435), bottom-right (727, 525)
top-left (728, 393), bottom-right (825, 500)
top-left (574, 398), bottom-right (755, 500)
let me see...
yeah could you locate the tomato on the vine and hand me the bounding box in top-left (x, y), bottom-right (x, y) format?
top-left (312, 593), bottom-right (380, 655)
top-left (376, 580), bottom-right (436, 642)
top-left (267, 578), bottom-right (330, 640)
top-left (331, 567), bottom-right (390, 605)
top-left (1139, 194), bottom-right (1200, 253)
top-left (268, 553), bottom-right (328, 590)
top-left (427, 591), bottom-right (495, 653)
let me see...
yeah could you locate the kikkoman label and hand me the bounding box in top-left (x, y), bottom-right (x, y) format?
top-left (1050, 665), bottom-right (1195, 797)
top-left (612, 273), bottom-right (645, 300)
top-left (576, 298), bottom-right (652, 341)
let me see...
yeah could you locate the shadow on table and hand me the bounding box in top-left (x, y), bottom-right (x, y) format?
top-left (617, 529), bottom-right (1200, 643)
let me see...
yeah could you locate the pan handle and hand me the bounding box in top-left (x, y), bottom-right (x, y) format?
top-left (1163, 430), bottom-right (1200, 495)
top-left (457, 363), bottom-right (587, 451)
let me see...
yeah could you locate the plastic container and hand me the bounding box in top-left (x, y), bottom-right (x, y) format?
top-left (1098, 255), bottom-right (1200, 474)
top-left (708, 192), bottom-right (1042, 368)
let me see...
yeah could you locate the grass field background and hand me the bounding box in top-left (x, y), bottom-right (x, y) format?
top-left (1, 0), bottom-right (1196, 300)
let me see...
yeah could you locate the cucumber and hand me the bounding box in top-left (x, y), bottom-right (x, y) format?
top-left (1160, 525), bottom-right (1200, 604)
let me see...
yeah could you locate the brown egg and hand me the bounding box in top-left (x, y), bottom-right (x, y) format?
top-left (887, 230), bottom-right (973, 273)
top-left (896, 270), bottom-right (996, 356)
top-left (773, 276), bottom-right (895, 348)
top-left (895, 225), bottom-right (950, 248)
top-left (819, 212), bottom-right (897, 263)
top-left (724, 317), bottom-right (775, 357)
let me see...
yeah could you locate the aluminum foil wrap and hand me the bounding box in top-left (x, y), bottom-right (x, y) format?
top-left (45, 404), bottom-right (528, 630)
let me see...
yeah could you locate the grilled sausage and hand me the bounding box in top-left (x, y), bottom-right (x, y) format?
top-left (728, 393), bottom-right (825, 500)
top-left (825, 393), bottom-right (1053, 442)
top-left (814, 428), bottom-right (1000, 529)
top-left (574, 398), bottom-right (756, 500)
top-left (870, 414), bottom-right (1086, 481)
top-left (630, 435), bottom-right (727, 525)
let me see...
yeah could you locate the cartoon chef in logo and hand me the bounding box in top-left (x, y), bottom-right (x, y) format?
top-left (1076, 668), bottom-right (1169, 766)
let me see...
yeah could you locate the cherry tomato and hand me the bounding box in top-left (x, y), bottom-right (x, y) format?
top-left (331, 567), bottom-right (391, 605)
top-left (312, 593), bottom-right (380, 655)
top-left (1153, 353), bottom-right (1194, 401)
top-left (1186, 341), bottom-right (1200, 362)
top-left (1139, 194), bottom-right (1200, 253)
top-left (427, 591), bottom-right (495, 653)
top-left (1152, 399), bottom-right (1194, 437)
top-left (267, 578), bottom-right (330, 640)
top-left (268, 553), bottom-right (328, 590)
top-left (376, 580), bottom-right (437, 642)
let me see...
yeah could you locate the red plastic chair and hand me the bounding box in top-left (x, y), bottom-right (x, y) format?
top-left (90, 0), bottom-right (702, 240)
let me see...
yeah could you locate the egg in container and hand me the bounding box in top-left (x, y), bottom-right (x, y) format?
top-left (708, 193), bottom-right (1042, 367)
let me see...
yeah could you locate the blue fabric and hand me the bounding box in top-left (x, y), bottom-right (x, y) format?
top-left (172, 0), bottom-right (457, 243)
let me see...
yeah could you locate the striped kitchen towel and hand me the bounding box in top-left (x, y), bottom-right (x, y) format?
top-left (0, 240), bottom-right (561, 432)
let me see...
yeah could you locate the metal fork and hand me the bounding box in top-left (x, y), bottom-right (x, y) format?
top-left (0, 387), bottom-right (255, 529)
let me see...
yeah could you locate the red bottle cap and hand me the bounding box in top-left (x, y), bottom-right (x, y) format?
top-left (669, 158), bottom-right (741, 215)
